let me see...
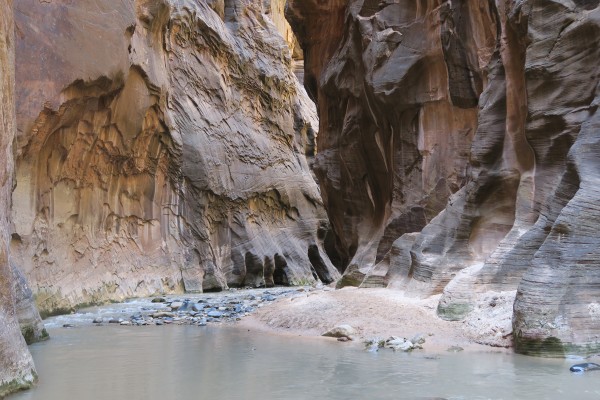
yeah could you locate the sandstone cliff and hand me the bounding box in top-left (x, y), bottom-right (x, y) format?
top-left (0, 0), bottom-right (37, 396)
top-left (11, 0), bottom-right (338, 316)
top-left (289, 0), bottom-right (600, 356)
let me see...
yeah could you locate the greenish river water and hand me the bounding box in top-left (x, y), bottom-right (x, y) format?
top-left (8, 324), bottom-right (600, 400)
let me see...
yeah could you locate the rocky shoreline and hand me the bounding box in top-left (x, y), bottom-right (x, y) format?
top-left (49, 286), bottom-right (327, 330)
top-left (43, 285), bottom-right (517, 355)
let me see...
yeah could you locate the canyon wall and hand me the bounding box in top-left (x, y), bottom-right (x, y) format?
top-left (0, 0), bottom-right (37, 396)
top-left (290, 0), bottom-right (600, 356)
top-left (11, 0), bottom-right (338, 316)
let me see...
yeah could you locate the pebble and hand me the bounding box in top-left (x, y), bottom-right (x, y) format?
top-left (152, 312), bottom-right (175, 318)
top-left (179, 301), bottom-right (195, 312)
top-left (410, 333), bottom-right (427, 345)
top-left (192, 304), bottom-right (205, 312)
top-left (207, 311), bottom-right (223, 318)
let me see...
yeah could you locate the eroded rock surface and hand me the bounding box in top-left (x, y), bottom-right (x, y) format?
top-left (12, 0), bottom-right (338, 316)
top-left (11, 259), bottom-right (47, 344)
top-left (290, 0), bottom-right (600, 356)
top-left (0, 0), bottom-right (37, 396)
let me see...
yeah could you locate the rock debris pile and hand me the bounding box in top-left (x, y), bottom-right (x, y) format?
top-left (59, 288), bottom-right (313, 329)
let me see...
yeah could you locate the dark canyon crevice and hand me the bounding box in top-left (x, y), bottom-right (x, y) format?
top-left (288, 0), bottom-right (600, 356)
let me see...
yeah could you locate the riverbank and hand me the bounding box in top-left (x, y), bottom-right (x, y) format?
top-left (239, 286), bottom-right (514, 353)
top-left (43, 285), bottom-right (514, 353)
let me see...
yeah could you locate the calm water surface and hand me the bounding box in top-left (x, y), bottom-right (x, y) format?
top-left (10, 324), bottom-right (600, 400)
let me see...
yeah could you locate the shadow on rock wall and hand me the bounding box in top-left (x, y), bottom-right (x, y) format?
top-left (289, 0), bottom-right (600, 356)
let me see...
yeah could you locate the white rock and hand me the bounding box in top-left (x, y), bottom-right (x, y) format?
top-left (322, 324), bottom-right (357, 338)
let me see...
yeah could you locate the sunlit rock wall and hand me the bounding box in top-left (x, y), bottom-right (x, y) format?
top-left (0, 0), bottom-right (37, 396)
top-left (290, 0), bottom-right (600, 356)
top-left (12, 0), bottom-right (338, 316)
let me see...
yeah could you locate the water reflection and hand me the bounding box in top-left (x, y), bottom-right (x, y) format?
top-left (9, 325), bottom-right (600, 400)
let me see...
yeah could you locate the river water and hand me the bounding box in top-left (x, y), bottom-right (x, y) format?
top-left (9, 323), bottom-right (600, 400)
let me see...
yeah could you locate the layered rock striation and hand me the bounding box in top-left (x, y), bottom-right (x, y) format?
top-left (0, 0), bottom-right (37, 396)
top-left (290, 0), bottom-right (600, 356)
top-left (11, 0), bottom-right (338, 316)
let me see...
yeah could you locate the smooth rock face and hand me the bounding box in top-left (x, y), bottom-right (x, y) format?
top-left (12, 0), bottom-right (338, 315)
top-left (0, 0), bottom-right (37, 396)
top-left (290, 0), bottom-right (600, 356)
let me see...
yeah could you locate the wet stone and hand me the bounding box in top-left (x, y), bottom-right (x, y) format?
top-left (207, 311), bottom-right (224, 318)
top-left (192, 304), bottom-right (205, 312)
top-left (81, 288), bottom-right (303, 331)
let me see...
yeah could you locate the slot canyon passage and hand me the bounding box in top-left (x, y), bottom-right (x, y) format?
top-left (2, 0), bottom-right (600, 397)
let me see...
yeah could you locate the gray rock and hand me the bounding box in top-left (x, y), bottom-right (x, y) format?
top-left (386, 337), bottom-right (416, 352)
top-left (410, 334), bottom-right (426, 346)
top-left (207, 311), bottom-right (223, 318)
top-left (10, 261), bottom-right (46, 345)
top-left (151, 312), bottom-right (175, 318)
top-left (322, 325), bottom-right (356, 339)
top-left (364, 338), bottom-right (385, 352)
top-left (0, 4), bottom-right (37, 396)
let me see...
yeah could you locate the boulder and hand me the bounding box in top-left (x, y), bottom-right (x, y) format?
top-left (322, 325), bottom-right (356, 339)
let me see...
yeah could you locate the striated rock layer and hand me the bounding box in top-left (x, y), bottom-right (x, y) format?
top-left (290, 0), bottom-right (600, 356)
top-left (0, 0), bottom-right (37, 396)
top-left (12, 0), bottom-right (338, 316)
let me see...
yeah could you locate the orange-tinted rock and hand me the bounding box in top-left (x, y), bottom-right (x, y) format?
top-left (292, 0), bottom-right (600, 356)
top-left (12, 0), bottom-right (338, 314)
top-left (289, 1), bottom-right (495, 283)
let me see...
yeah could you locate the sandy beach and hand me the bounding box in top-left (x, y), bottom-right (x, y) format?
top-left (240, 286), bottom-right (515, 353)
